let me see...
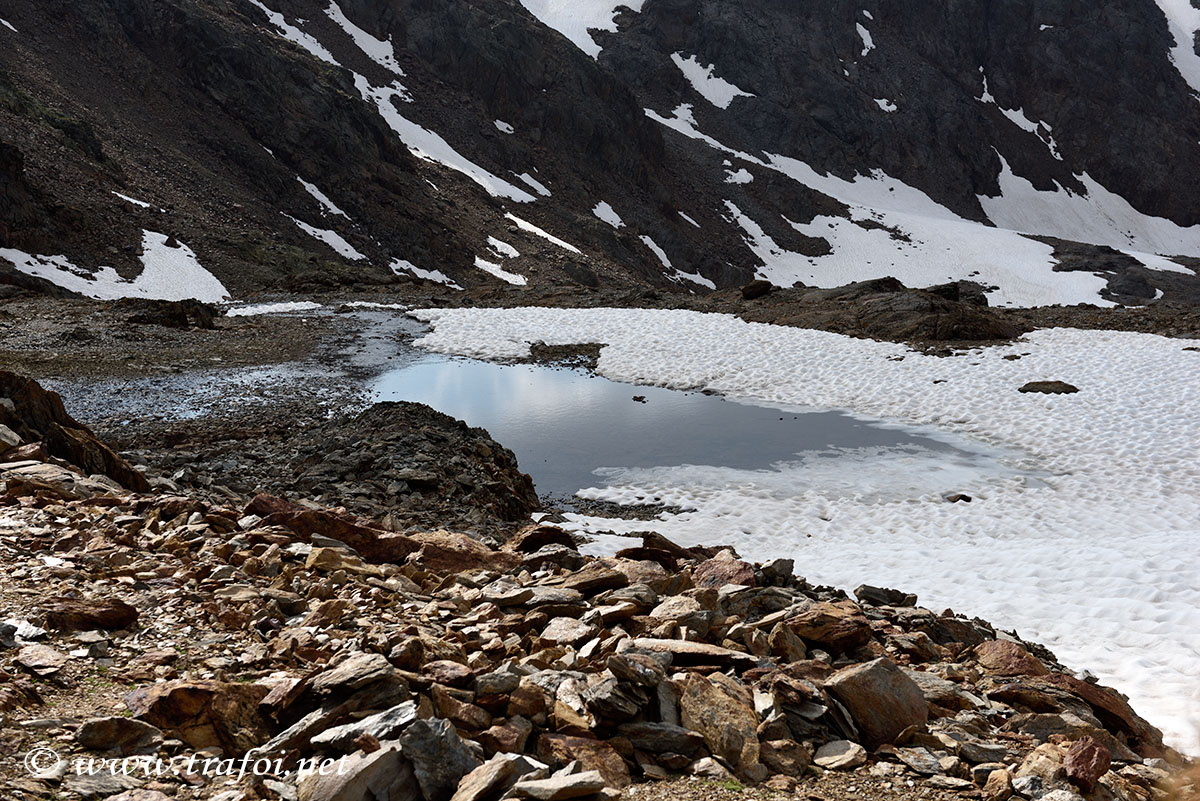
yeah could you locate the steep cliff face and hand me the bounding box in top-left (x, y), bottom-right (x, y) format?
top-left (1, 0), bottom-right (1199, 305)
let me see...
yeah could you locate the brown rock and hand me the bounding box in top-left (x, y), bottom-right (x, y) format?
top-left (40, 596), bottom-right (139, 632)
top-left (1064, 736), bottom-right (1112, 793)
top-left (16, 644), bottom-right (68, 676)
top-left (679, 673), bottom-right (761, 779)
top-left (124, 680), bottom-right (270, 753)
top-left (425, 660), bottom-right (474, 688)
top-left (1019, 381), bottom-right (1079, 394)
top-left (983, 769), bottom-right (1014, 801)
top-left (450, 755), bottom-right (519, 801)
top-left (974, 640), bottom-right (1050, 677)
top-left (408, 530), bottom-right (520, 574)
top-left (538, 734), bottom-right (632, 788)
top-left (478, 716), bottom-right (533, 755)
top-left (693, 555), bottom-right (756, 588)
top-left (825, 657), bottom-right (929, 749)
top-left (1035, 674), bottom-right (1165, 758)
top-left (560, 562), bottom-right (628, 594)
top-left (785, 601), bottom-right (873, 652)
top-left (76, 716), bottom-right (163, 756)
top-left (0, 371), bottom-right (149, 491)
top-left (759, 739), bottom-right (811, 776)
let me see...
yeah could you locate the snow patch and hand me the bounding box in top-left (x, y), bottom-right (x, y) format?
top-left (678, 212), bottom-right (701, 228)
top-left (494, 120), bottom-right (515, 134)
top-left (226, 301), bottom-right (322, 316)
top-left (517, 0), bottom-right (646, 59)
top-left (515, 172), bottom-right (551, 197)
top-left (0, 232), bottom-right (229, 302)
top-left (355, 74), bottom-right (536, 202)
top-left (284, 214), bottom-right (367, 261)
top-left (1150, 0), bottom-right (1200, 98)
top-left (410, 306), bottom-right (1200, 751)
top-left (725, 167), bottom-right (754, 184)
top-left (874, 98), bottom-right (897, 112)
top-left (675, 269), bottom-right (716, 290)
top-left (670, 53), bottom-right (755, 109)
top-left (112, 191), bottom-right (152, 209)
top-left (325, 2), bottom-right (404, 75)
top-left (298, 178), bottom-right (349, 218)
top-left (505, 213), bottom-right (582, 253)
top-left (856, 23), bottom-right (875, 56)
top-left (639, 235), bottom-right (672, 269)
top-left (389, 258), bottom-right (463, 290)
top-left (246, 0), bottom-right (337, 65)
top-left (474, 256), bottom-right (528, 286)
top-left (0, 18), bottom-right (16, 32)
top-left (487, 237), bottom-right (520, 259)
top-left (980, 156), bottom-right (1200, 259)
top-left (593, 201), bottom-right (625, 228)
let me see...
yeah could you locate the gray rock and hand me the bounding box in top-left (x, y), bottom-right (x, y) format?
top-left (825, 657), bottom-right (928, 749)
top-left (398, 718), bottom-right (481, 801)
top-left (508, 770), bottom-right (606, 800)
top-left (76, 716), bottom-right (164, 756)
top-left (959, 741), bottom-right (1009, 764)
top-left (297, 743), bottom-right (418, 801)
top-left (814, 740), bottom-right (867, 770)
top-left (310, 701), bottom-right (419, 752)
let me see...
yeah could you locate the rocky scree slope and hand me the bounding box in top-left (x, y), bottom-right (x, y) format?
top-left (1, 0), bottom-right (1200, 303)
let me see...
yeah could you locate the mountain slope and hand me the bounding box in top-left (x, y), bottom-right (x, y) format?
top-left (1, 0), bottom-right (1199, 306)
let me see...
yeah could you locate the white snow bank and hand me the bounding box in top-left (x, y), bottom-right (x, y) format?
top-left (409, 306), bottom-right (1200, 751)
top-left (516, 172), bottom-right (551, 197)
top-left (725, 167), bottom-right (754, 184)
top-left (639, 235), bottom-right (672, 269)
top-left (517, 0), bottom-right (646, 59)
top-left (389, 258), bottom-right (462, 290)
top-left (284, 214), bottom-right (366, 261)
top-left (487, 237), bottom-right (520, 259)
top-left (505, 213), bottom-right (582, 253)
top-left (1150, 0), bottom-right (1200, 98)
top-left (593, 201), bottom-right (625, 228)
top-left (474, 256), bottom-right (527, 286)
top-left (670, 53), bottom-right (754, 109)
top-left (226, 301), bottom-right (323, 316)
top-left (0, 231), bottom-right (229, 302)
top-left (246, 0), bottom-right (337, 65)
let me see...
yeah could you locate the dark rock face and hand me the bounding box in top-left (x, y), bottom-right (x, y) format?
top-left (2, 0), bottom-right (1199, 301)
top-left (0, 371), bottom-right (149, 490)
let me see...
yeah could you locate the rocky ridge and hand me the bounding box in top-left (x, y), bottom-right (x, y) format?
top-left (0, 406), bottom-right (1193, 801)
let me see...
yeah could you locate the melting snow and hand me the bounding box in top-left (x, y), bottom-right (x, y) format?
top-left (670, 53), bottom-right (755, 109)
top-left (355, 74), bottom-right (535, 202)
top-left (1151, 0), bottom-right (1200, 98)
top-left (474, 256), bottom-right (527, 286)
top-left (298, 178), bottom-right (349, 218)
top-left (325, 2), bottom-right (404, 75)
top-left (390, 258), bottom-right (462, 290)
top-left (505, 213), bottom-right (582, 253)
top-left (517, 0), bottom-right (647, 59)
top-left (226, 301), bottom-right (322, 316)
top-left (284, 214), bottom-right (366, 261)
top-left (246, 0), bottom-right (337, 65)
top-left (0, 232), bottom-right (229, 302)
top-left (494, 120), bottom-right (515, 134)
top-left (593, 201), bottom-right (625, 228)
top-left (411, 306), bottom-right (1200, 751)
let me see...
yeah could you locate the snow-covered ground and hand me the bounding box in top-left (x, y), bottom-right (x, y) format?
top-left (517, 0), bottom-right (646, 59)
top-left (410, 306), bottom-right (1200, 752)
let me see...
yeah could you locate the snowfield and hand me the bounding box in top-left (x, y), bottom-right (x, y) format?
top-left (0, 231), bottom-right (229, 302)
top-left (410, 306), bottom-right (1200, 752)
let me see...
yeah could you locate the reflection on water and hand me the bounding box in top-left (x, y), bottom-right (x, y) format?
top-left (370, 357), bottom-right (1027, 499)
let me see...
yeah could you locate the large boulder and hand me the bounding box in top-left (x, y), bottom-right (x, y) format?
top-left (0, 371), bottom-right (148, 491)
top-left (123, 681), bottom-right (271, 753)
top-left (679, 673), bottom-right (761, 780)
top-left (825, 657), bottom-right (929, 749)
